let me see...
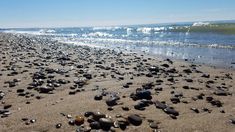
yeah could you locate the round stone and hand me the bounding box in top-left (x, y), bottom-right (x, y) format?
top-left (74, 115), bottom-right (85, 125)
top-left (128, 114), bottom-right (142, 126)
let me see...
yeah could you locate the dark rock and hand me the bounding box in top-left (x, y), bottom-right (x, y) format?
top-left (230, 118), bottom-right (235, 124)
top-left (123, 84), bottom-right (129, 88)
top-left (93, 112), bottom-right (106, 120)
top-left (154, 101), bottom-right (167, 110)
top-left (3, 105), bottom-right (12, 109)
top-left (214, 90), bottom-right (229, 96)
top-left (164, 107), bottom-right (179, 116)
top-left (161, 63), bottom-right (169, 68)
top-left (90, 121), bottom-right (101, 129)
top-left (130, 89), bottom-right (152, 100)
top-left (207, 80), bottom-right (214, 84)
top-left (68, 120), bottom-right (75, 125)
top-left (206, 96), bottom-right (214, 102)
top-left (16, 89), bottom-right (25, 93)
top-left (30, 119), bottom-right (36, 123)
top-left (183, 69), bottom-right (192, 73)
top-left (155, 87), bottom-right (162, 91)
top-left (84, 111), bottom-right (94, 117)
top-left (106, 97), bottom-right (118, 106)
top-left (107, 107), bottom-right (113, 111)
top-left (170, 97), bottom-right (180, 104)
top-left (83, 73), bottom-right (92, 79)
top-left (211, 100), bottom-right (222, 107)
top-left (128, 114), bottom-right (142, 126)
top-left (22, 118), bottom-right (28, 121)
top-left (201, 74), bottom-right (210, 78)
top-left (38, 86), bottom-right (54, 93)
top-left (69, 91), bottom-right (76, 95)
top-left (99, 118), bottom-right (113, 130)
top-left (122, 106), bottom-right (130, 111)
top-left (142, 83), bottom-right (154, 89)
top-left (56, 123), bottom-right (62, 128)
top-left (185, 79), bottom-right (193, 82)
top-left (94, 94), bottom-right (103, 100)
top-left (182, 86), bottom-right (189, 89)
top-left (190, 108), bottom-right (199, 113)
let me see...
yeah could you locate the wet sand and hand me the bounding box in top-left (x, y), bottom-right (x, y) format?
top-left (0, 33), bottom-right (234, 132)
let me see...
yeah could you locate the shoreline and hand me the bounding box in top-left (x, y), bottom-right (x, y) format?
top-left (0, 33), bottom-right (234, 132)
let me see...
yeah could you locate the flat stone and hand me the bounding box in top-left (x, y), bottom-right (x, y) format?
top-left (164, 107), bottom-right (179, 116)
top-left (154, 101), bottom-right (167, 110)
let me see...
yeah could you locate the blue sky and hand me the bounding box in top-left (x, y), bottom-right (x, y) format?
top-left (0, 0), bottom-right (235, 28)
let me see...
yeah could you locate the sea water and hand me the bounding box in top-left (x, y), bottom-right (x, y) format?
top-left (1, 21), bottom-right (235, 68)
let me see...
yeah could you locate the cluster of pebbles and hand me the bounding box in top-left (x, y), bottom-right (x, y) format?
top-left (0, 33), bottom-right (234, 132)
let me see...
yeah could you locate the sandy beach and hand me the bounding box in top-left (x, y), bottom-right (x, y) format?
top-left (0, 33), bottom-right (234, 132)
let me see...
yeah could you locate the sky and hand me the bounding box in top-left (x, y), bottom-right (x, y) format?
top-left (0, 0), bottom-right (235, 28)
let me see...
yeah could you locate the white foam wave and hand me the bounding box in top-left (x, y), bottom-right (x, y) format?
top-left (82, 32), bottom-right (113, 37)
top-left (53, 37), bottom-right (235, 49)
top-left (3, 29), bottom-right (56, 35)
top-left (192, 22), bottom-right (210, 26)
top-left (126, 28), bottom-right (135, 35)
top-left (137, 27), bottom-right (167, 34)
top-left (93, 26), bottom-right (122, 31)
top-left (137, 27), bottom-right (153, 34)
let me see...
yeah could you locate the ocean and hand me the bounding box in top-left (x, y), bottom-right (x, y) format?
top-left (1, 21), bottom-right (235, 68)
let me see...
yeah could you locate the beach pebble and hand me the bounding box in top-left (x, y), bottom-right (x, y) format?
top-left (90, 121), bottom-right (101, 129)
top-left (170, 97), bottom-right (180, 104)
top-left (122, 106), bottom-right (130, 111)
top-left (94, 94), bottom-right (103, 100)
top-left (210, 100), bottom-right (222, 107)
top-left (55, 123), bottom-right (62, 128)
top-left (93, 111), bottom-right (106, 120)
top-left (214, 90), bottom-right (229, 96)
top-left (130, 89), bottom-right (152, 100)
top-left (154, 101), bottom-right (167, 110)
top-left (106, 97), bottom-right (118, 106)
top-left (3, 104), bottom-right (12, 109)
top-left (128, 114), bottom-right (142, 126)
top-left (84, 111), bottom-right (94, 117)
top-left (230, 118), bottom-right (235, 124)
top-left (16, 89), bottom-right (25, 93)
top-left (74, 115), bottom-right (85, 125)
top-left (164, 107), bottom-right (179, 116)
top-left (190, 108), bottom-right (199, 113)
top-left (38, 86), bottom-right (53, 93)
top-left (149, 122), bottom-right (158, 129)
top-left (183, 69), bottom-right (192, 73)
top-left (99, 118), bottom-right (113, 130)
